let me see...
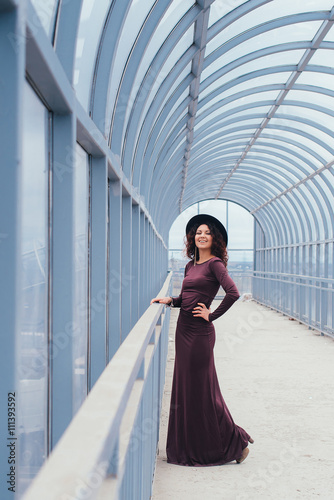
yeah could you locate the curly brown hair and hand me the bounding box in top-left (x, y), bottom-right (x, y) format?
top-left (183, 221), bottom-right (228, 267)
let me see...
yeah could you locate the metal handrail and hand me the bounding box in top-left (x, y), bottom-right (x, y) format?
top-left (252, 271), bottom-right (334, 338)
top-left (23, 273), bottom-right (173, 500)
top-left (253, 270), bottom-right (334, 284)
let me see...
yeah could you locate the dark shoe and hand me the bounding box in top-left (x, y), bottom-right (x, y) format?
top-left (236, 447), bottom-right (249, 464)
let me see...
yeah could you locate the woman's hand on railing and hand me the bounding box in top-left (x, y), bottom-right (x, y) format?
top-left (150, 296), bottom-right (172, 305)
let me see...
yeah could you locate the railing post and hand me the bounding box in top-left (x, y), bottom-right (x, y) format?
top-left (109, 435), bottom-right (119, 478)
top-left (137, 359), bottom-right (145, 380)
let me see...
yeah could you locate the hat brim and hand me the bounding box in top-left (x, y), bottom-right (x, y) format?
top-left (186, 214), bottom-right (228, 245)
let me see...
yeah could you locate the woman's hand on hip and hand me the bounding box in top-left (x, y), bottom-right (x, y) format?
top-left (150, 296), bottom-right (172, 305)
top-left (192, 303), bottom-right (211, 322)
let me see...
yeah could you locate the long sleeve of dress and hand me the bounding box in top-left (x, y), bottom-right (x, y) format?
top-left (171, 262), bottom-right (190, 308)
top-left (208, 259), bottom-right (240, 322)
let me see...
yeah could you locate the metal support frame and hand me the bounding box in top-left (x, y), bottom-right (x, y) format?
top-left (90, 156), bottom-right (108, 388)
top-left (121, 194), bottom-right (132, 341)
top-left (108, 179), bottom-right (122, 360)
top-left (51, 114), bottom-right (76, 447)
top-left (131, 203), bottom-right (140, 329)
top-left (0, 5), bottom-right (24, 498)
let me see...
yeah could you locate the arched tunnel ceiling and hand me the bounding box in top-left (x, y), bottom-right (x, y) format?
top-left (74, 0), bottom-right (334, 245)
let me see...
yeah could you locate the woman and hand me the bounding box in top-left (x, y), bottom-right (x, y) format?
top-left (150, 214), bottom-right (253, 466)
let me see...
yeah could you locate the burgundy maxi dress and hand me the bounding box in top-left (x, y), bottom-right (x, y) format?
top-left (166, 256), bottom-right (251, 466)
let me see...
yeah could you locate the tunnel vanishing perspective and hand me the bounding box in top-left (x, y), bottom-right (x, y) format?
top-left (0, 0), bottom-right (334, 498)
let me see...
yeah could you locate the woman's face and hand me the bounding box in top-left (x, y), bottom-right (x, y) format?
top-left (194, 224), bottom-right (213, 251)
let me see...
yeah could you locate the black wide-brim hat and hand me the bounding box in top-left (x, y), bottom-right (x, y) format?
top-left (186, 214), bottom-right (228, 246)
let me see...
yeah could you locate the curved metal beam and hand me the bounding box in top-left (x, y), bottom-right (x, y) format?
top-left (90, 0), bottom-right (132, 132)
top-left (197, 80), bottom-right (334, 127)
top-left (54, 0), bottom-right (83, 82)
top-left (184, 172), bottom-right (297, 245)
top-left (110, 0), bottom-right (174, 153)
top-left (189, 137), bottom-right (328, 175)
top-left (133, 83), bottom-right (192, 186)
top-left (120, 5), bottom-right (201, 173)
top-left (127, 42), bottom-right (198, 180)
top-left (205, 11), bottom-right (330, 69)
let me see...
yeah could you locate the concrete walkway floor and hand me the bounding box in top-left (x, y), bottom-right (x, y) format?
top-left (152, 300), bottom-right (334, 500)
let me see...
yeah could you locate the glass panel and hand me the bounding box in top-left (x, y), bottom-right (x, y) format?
top-left (274, 103), bottom-right (334, 133)
top-left (208, 0), bottom-right (248, 28)
top-left (139, 25), bottom-right (195, 127)
top-left (318, 172), bottom-right (334, 203)
top-left (321, 168), bottom-right (334, 189)
top-left (201, 116), bottom-right (262, 133)
top-left (297, 70), bottom-right (334, 91)
top-left (163, 63), bottom-right (192, 105)
top-left (198, 89), bottom-right (281, 116)
top-left (196, 104), bottom-right (271, 130)
top-left (271, 114), bottom-right (332, 162)
top-left (74, 0), bottom-right (110, 109)
top-left (126, 0), bottom-right (195, 127)
top-left (199, 71), bottom-right (291, 102)
top-left (271, 114), bottom-right (334, 146)
top-left (201, 49), bottom-right (306, 84)
top-left (307, 48), bottom-right (334, 67)
top-left (240, 155), bottom-right (305, 185)
top-left (244, 153), bottom-right (301, 181)
top-left (197, 200), bottom-right (227, 226)
top-left (315, 175), bottom-right (334, 235)
top-left (168, 249), bottom-right (189, 296)
top-left (227, 202), bottom-right (254, 249)
top-left (299, 183), bottom-right (325, 240)
top-left (128, 29), bottom-right (194, 153)
top-left (209, 0), bottom-right (334, 32)
top-left (207, 20), bottom-right (322, 59)
top-left (194, 116), bottom-right (263, 136)
top-left (257, 135), bottom-right (328, 168)
top-left (323, 24), bottom-right (334, 42)
top-left (229, 171), bottom-right (282, 197)
top-left (286, 192), bottom-right (305, 241)
top-left (287, 88), bottom-right (334, 112)
top-left (193, 141), bottom-right (233, 157)
top-left (200, 71), bottom-right (291, 101)
top-left (193, 133), bottom-right (251, 152)
top-left (73, 144), bottom-right (90, 415)
top-left (157, 88), bottom-right (190, 138)
top-left (18, 82), bottom-right (49, 496)
top-left (189, 161), bottom-right (232, 175)
top-left (135, 64), bottom-right (191, 145)
top-left (208, 1), bottom-right (325, 46)
top-left (107, 0), bottom-right (157, 125)
top-left (168, 203), bottom-right (199, 251)
top-left (239, 161), bottom-right (294, 187)
top-left (264, 125), bottom-right (334, 164)
top-left (30, 0), bottom-right (59, 39)
top-left (194, 129), bottom-right (258, 153)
